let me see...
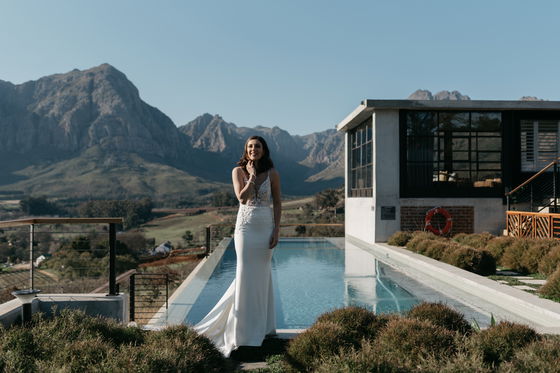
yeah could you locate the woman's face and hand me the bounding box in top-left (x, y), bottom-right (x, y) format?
top-left (246, 139), bottom-right (264, 161)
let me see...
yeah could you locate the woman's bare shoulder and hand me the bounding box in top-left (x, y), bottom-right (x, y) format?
top-left (232, 166), bottom-right (244, 174)
top-left (269, 168), bottom-right (280, 179)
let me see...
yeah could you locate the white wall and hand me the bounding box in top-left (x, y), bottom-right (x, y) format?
top-left (372, 110), bottom-right (401, 242)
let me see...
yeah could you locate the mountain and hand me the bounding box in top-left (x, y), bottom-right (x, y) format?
top-left (408, 89), bottom-right (471, 101)
top-left (0, 64), bottom-right (344, 203)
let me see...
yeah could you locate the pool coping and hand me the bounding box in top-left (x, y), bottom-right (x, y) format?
top-left (347, 235), bottom-right (560, 334)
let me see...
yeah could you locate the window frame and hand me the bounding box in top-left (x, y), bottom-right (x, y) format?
top-left (348, 118), bottom-right (373, 197)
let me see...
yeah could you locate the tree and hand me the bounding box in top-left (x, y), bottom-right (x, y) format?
top-left (182, 230), bottom-right (194, 246)
top-left (20, 196), bottom-right (63, 216)
top-left (211, 191), bottom-right (237, 207)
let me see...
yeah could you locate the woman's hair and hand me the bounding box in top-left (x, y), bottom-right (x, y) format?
top-left (237, 136), bottom-right (274, 173)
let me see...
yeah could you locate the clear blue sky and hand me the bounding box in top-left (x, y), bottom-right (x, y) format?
top-left (1, 1), bottom-right (559, 135)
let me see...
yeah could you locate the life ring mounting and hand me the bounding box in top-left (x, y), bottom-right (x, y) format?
top-left (425, 207), bottom-right (453, 236)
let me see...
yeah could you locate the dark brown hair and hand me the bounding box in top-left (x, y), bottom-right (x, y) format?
top-left (237, 136), bottom-right (274, 174)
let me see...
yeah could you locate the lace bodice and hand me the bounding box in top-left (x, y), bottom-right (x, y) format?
top-left (244, 174), bottom-right (271, 207)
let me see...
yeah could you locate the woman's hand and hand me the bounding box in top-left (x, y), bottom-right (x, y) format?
top-left (246, 160), bottom-right (256, 177)
top-left (269, 228), bottom-right (279, 249)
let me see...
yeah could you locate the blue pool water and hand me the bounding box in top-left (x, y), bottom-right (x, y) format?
top-left (185, 239), bottom-right (421, 329)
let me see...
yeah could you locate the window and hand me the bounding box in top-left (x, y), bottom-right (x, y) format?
top-left (403, 111), bottom-right (502, 196)
top-left (521, 120), bottom-right (560, 171)
top-left (349, 119), bottom-right (372, 197)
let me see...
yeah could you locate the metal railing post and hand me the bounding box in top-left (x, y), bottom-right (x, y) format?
top-left (530, 185), bottom-right (534, 212)
top-left (165, 273), bottom-right (169, 310)
top-left (29, 224), bottom-right (34, 289)
top-left (205, 225), bottom-right (211, 255)
top-left (554, 163), bottom-right (558, 212)
top-left (129, 274), bottom-right (135, 321)
top-left (108, 223), bottom-right (117, 295)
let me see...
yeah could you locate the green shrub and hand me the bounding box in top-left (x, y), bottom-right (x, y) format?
top-left (498, 338), bottom-right (560, 373)
top-left (0, 327), bottom-right (37, 373)
top-left (39, 337), bottom-right (113, 373)
top-left (387, 231), bottom-right (413, 246)
top-left (406, 231), bottom-right (442, 252)
top-left (453, 232), bottom-right (495, 250)
top-left (285, 322), bottom-right (353, 372)
top-left (485, 236), bottom-right (515, 263)
top-left (374, 318), bottom-right (457, 368)
top-left (470, 321), bottom-right (540, 366)
top-left (421, 350), bottom-right (491, 373)
top-left (443, 246), bottom-right (496, 275)
top-left (538, 245), bottom-right (560, 276)
top-left (500, 239), bottom-right (531, 273)
top-left (314, 340), bottom-right (402, 373)
top-left (424, 240), bottom-right (461, 261)
top-left (141, 325), bottom-right (230, 373)
top-left (521, 239), bottom-right (558, 274)
top-left (407, 302), bottom-right (473, 335)
top-left (315, 306), bottom-right (385, 342)
top-left (539, 265), bottom-right (560, 300)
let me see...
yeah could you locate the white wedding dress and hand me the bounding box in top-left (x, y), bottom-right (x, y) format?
top-left (193, 173), bottom-right (276, 357)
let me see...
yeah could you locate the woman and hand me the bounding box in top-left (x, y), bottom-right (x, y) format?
top-left (194, 136), bottom-right (281, 357)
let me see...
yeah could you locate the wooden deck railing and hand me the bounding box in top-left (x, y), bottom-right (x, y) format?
top-left (506, 211), bottom-right (560, 239)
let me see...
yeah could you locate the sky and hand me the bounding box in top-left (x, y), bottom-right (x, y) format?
top-left (1, 1), bottom-right (559, 135)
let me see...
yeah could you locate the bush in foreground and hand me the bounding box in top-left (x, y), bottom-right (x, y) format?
top-left (539, 265), bottom-right (560, 300)
top-left (453, 232), bottom-right (494, 250)
top-left (387, 231), bottom-right (413, 246)
top-left (285, 321), bottom-right (353, 372)
top-left (315, 306), bottom-right (385, 343)
top-left (0, 310), bottom-right (230, 373)
top-left (407, 302), bottom-right (473, 335)
top-left (443, 246), bottom-right (496, 276)
top-left (538, 245), bottom-right (560, 276)
top-left (470, 321), bottom-right (540, 367)
top-left (500, 239), bottom-right (531, 273)
top-left (499, 338), bottom-right (560, 373)
top-left (521, 239), bottom-right (559, 274)
top-left (485, 236), bottom-right (515, 264)
top-left (374, 318), bottom-right (457, 369)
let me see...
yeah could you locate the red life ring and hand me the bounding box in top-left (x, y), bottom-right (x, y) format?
top-left (425, 207), bottom-right (453, 235)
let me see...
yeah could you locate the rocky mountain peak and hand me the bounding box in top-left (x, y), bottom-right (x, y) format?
top-left (408, 89), bottom-right (471, 101)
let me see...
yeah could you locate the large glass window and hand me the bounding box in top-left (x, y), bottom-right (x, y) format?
top-left (349, 119), bottom-right (372, 197)
top-left (403, 111), bottom-right (502, 196)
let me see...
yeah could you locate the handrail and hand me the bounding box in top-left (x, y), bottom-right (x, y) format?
top-left (0, 217), bottom-right (124, 228)
top-left (505, 158), bottom-right (560, 196)
top-left (506, 210), bottom-right (560, 218)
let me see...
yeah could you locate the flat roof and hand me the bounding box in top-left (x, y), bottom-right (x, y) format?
top-left (336, 99), bottom-right (560, 132)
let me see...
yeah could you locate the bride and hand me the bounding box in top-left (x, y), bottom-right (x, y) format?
top-left (194, 135), bottom-right (281, 357)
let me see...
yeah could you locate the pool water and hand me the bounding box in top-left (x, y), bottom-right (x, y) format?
top-left (185, 239), bottom-right (422, 329)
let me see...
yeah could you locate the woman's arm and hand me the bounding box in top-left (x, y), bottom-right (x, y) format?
top-left (269, 168), bottom-right (282, 249)
top-left (232, 166), bottom-right (255, 204)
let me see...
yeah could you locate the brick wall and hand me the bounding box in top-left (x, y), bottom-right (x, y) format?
top-left (400, 206), bottom-right (474, 234)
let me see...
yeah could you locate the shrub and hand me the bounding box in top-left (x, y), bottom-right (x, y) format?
top-left (443, 246), bottom-right (496, 275)
top-left (407, 302), bottom-right (473, 335)
top-left (141, 325), bottom-right (230, 373)
top-left (538, 245), bottom-right (560, 276)
top-left (420, 349), bottom-right (491, 373)
top-left (314, 340), bottom-right (402, 373)
top-left (387, 231), bottom-right (413, 246)
top-left (485, 236), bottom-right (515, 263)
top-left (285, 322), bottom-right (353, 372)
top-left (500, 239), bottom-right (531, 273)
top-left (470, 321), bottom-right (540, 366)
top-left (498, 338), bottom-right (560, 373)
top-left (374, 318), bottom-right (457, 368)
top-left (38, 337), bottom-right (113, 373)
top-left (539, 265), bottom-right (560, 300)
top-left (424, 240), bottom-right (461, 261)
top-left (453, 232), bottom-right (494, 250)
top-left (0, 327), bottom-right (37, 372)
top-left (521, 239), bottom-right (558, 274)
top-left (315, 306), bottom-right (385, 343)
top-left (406, 231), bottom-right (442, 252)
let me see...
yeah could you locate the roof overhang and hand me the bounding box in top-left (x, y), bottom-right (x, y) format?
top-left (336, 99), bottom-right (560, 132)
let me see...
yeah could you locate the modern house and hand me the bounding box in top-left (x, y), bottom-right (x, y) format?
top-left (336, 99), bottom-right (560, 242)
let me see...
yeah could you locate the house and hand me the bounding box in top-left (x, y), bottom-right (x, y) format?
top-left (336, 99), bottom-right (560, 243)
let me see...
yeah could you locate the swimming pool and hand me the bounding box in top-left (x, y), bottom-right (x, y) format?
top-left (159, 238), bottom-right (490, 329)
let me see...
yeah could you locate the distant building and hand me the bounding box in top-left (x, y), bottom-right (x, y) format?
top-left (151, 241), bottom-right (173, 256)
top-left (336, 99), bottom-right (560, 242)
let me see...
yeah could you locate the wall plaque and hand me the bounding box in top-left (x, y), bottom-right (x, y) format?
top-left (380, 206), bottom-right (396, 220)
